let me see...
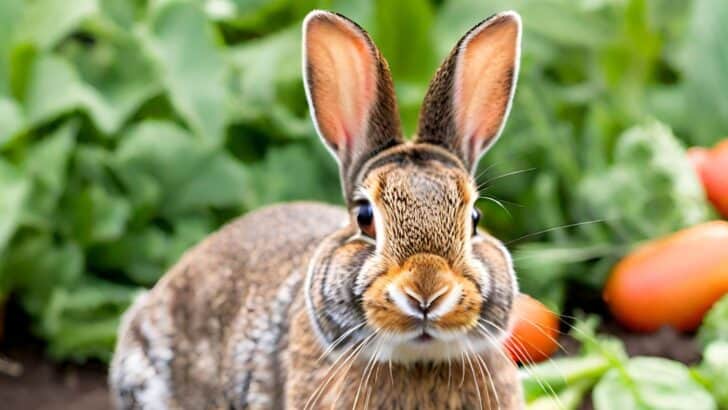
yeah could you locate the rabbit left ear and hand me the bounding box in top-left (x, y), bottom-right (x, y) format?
top-left (303, 11), bottom-right (403, 203)
top-left (416, 12), bottom-right (522, 172)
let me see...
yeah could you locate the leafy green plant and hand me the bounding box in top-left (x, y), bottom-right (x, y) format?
top-left (524, 298), bottom-right (728, 409)
top-left (0, 0), bottom-right (726, 363)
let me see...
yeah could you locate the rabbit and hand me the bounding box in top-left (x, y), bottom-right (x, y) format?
top-left (110, 9), bottom-right (523, 410)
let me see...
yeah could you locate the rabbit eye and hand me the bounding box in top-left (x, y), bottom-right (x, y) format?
top-left (356, 201), bottom-right (376, 238)
top-left (471, 208), bottom-right (481, 236)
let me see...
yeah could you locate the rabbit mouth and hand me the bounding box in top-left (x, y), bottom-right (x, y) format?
top-left (414, 331), bottom-right (434, 343)
top-left (361, 327), bottom-right (501, 364)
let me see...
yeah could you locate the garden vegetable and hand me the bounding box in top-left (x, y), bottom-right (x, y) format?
top-left (592, 357), bottom-right (717, 410)
top-left (505, 293), bottom-right (560, 363)
top-left (603, 221), bottom-right (728, 332)
top-left (689, 140), bottom-right (728, 218)
top-left (687, 147), bottom-right (711, 181)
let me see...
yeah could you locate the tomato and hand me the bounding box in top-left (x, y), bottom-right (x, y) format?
top-left (687, 147), bottom-right (711, 181)
top-left (701, 140), bottom-right (728, 218)
top-left (504, 293), bottom-right (560, 364)
top-left (604, 221), bottom-right (728, 332)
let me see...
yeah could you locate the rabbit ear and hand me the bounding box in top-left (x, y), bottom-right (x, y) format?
top-left (303, 11), bottom-right (403, 202)
top-left (416, 12), bottom-right (521, 172)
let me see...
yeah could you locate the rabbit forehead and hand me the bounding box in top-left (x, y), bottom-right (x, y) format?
top-left (363, 159), bottom-right (475, 261)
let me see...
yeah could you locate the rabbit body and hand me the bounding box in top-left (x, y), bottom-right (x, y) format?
top-left (110, 203), bottom-right (520, 409)
top-left (112, 9), bottom-right (525, 410)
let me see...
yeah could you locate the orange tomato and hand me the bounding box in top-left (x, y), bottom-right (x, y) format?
top-left (604, 221), bottom-right (728, 332)
top-left (700, 140), bottom-right (728, 218)
top-left (504, 293), bottom-right (560, 364)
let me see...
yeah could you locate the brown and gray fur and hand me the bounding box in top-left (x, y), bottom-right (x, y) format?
top-left (110, 9), bottom-right (523, 410)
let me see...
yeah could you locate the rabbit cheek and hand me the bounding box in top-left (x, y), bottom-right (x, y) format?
top-left (362, 272), bottom-right (415, 333)
top-left (471, 237), bottom-right (517, 336)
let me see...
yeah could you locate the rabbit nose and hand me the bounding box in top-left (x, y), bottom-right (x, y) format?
top-left (388, 283), bottom-right (462, 320)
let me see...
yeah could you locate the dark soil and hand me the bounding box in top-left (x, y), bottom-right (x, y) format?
top-left (0, 303), bottom-right (110, 410)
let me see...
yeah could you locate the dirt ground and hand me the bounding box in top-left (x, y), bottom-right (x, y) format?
top-left (0, 303), bottom-right (110, 410)
top-left (0, 344), bottom-right (110, 410)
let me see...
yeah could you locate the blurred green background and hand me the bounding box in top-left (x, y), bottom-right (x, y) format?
top-left (0, 0), bottom-right (726, 362)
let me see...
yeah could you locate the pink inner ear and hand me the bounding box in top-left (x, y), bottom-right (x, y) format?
top-left (454, 17), bottom-right (519, 159)
top-left (306, 17), bottom-right (377, 151)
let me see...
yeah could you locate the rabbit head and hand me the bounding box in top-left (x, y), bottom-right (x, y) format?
top-left (303, 10), bottom-right (521, 363)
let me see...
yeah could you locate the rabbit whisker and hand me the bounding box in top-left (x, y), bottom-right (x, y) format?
top-left (464, 347), bottom-right (484, 410)
top-left (363, 339), bottom-right (384, 410)
top-left (477, 167), bottom-right (537, 190)
top-left (447, 355), bottom-right (453, 390)
top-left (329, 332), bottom-right (378, 410)
top-left (467, 339), bottom-right (498, 410)
top-left (504, 219), bottom-right (607, 245)
top-left (352, 336), bottom-right (382, 410)
top-left (317, 322), bottom-right (366, 364)
top-left (459, 352), bottom-right (467, 388)
top-left (478, 195), bottom-right (513, 217)
top-left (474, 161), bottom-right (500, 182)
top-left (476, 321), bottom-right (566, 410)
top-left (306, 331), bottom-right (375, 410)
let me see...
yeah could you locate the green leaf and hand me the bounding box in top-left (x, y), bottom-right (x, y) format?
top-left (526, 380), bottom-right (591, 410)
top-left (114, 121), bottom-right (247, 217)
top-left (698, 294), bottom-right (728, 348)
top-left (697, 341), bottom-right (728, 408)
top-left (576, 122), bottom-right (711, 242)
top-left (243, 141), bottom-right (341, 209)
top-left (0, 0), bottom-right (24, 95)
top-left (62, 35), bottom-right (161, 134)
top-left (20, 48), bottom-right (157, 134)
top-left (20, 54), bottom-right (87, 126)
top-left (144, 2), bottom-right (228, 144)
top-left (678, 0), bottom-right (728, 145)
top-left (227, 26), bottom-right (314, 139)
top-left (372, 0), bottom-right (436, 82)
top-left (66, 186), bottom-right (131, 245)
top-left (0, 160), bottom-right (29, 255)
top-left (0, 97), bottom-right (25, 146)
top-left (593, 357), bottom-right (716, 410)
top-left (3, 235), bottom-right (84, 315)
top-left (90, 216), bottom-right (213, 286)
top-left (521, 355), bottom-right (611, 402)
top-left (20, 121), bottom-right (77, 227)
top-left (90, 226), bottom-right (170, 285)
top-left (435, 0), bottom-right (613, 58)
top-left (22, 122), bottom-right (77, 192)
top-left (41, 278), bottom-right (142, 362)
top-left (97, 0), bottom-right (147, 31)
top-left (14, 0), bottom-right (98, 50)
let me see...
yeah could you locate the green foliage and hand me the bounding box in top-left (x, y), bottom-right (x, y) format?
top-left (696, 296), bottom-right (728, 408)
top-left (514, 122), bottom-right (712, 308)
top-left (698, 294), bottom-right (728, 348)
top-left (697, 341), bottom-right (728, 409)
top-left (524, 315), bottom-right (726, 410)
top-left (593, 358), bottom-right (716, 410)
top-left (0, 0), bottom-right (726, 363)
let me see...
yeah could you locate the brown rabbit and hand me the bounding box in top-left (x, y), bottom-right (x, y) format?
top-left (110, 9), bottom-right (523, 410)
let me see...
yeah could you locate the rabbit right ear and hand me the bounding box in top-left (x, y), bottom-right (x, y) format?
top-left (303, 11), bottom-right (403, 203)
top-left (416, 12), bottom-right (521, 172)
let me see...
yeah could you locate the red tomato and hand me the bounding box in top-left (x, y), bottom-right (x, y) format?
top-left (504, 293), bottom-right (560, 364)
top-left (687, 147), bottom-right (711, 181)
top-left (701, 140), bottom-right (728, 218)
top-left (604, 221), bottom-right (728, 332)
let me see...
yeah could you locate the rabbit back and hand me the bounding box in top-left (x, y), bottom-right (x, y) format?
top-left (109, 202), bottom-right (347, 409)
